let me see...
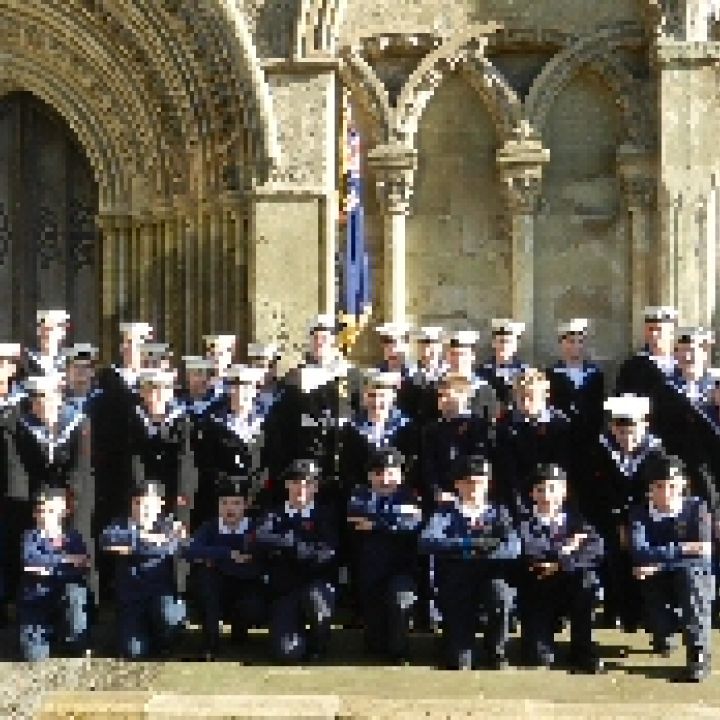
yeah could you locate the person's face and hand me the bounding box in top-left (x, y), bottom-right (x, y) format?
top-left (219, 495), bottom-right (246, 525)
top-left (645, 321), bottom-right (674, 355)
top-left (187, 369), bottom-right (210, 398)
top-left (560, 334), bottom-right (585, 364)
top-left (611, 419), bottom-right (647, 454)
top-left (229, 382), bottom-right (258, 415)
top-left (0, 357), bottom-right (17, 388)
top-left (132, 488), bottom-right (164, 528)
top-left (650, 476), bottom-right (685, 512)
top-left (141, 384), bottom-right (173, 415)
top-left (120, 332), bottom-right (149, 368)
top-left (207, 343), bottom-right (234, 374)
top-left (311, 330), bottom-right (334, 364)
top-left (493, 333), bottom-right (518, 363)
top-left (364, 387), bottom-right (395, 418)
top-left (36, 492), bottom-right (68, 533)
top-left (447, 346), bottom-right (473, 375)
top-left (419, 341), bottom-right (443, 369)
top-left (517, 382), bottom-right (547, 417)
top-left (32, 389), bottom-right (62, 422)
top-left (287, 476), bottom-right (317, 508)
top-left (382, 339), bottom-right (406, 368)
top-left (675, 341), bottom-right (706, 378)
top-left (39, 321), bottom-right (66, 351)
top-left (438, 385), bottom-right (468, 417)
top-left (67, 360), bottom-right (94, 395)
top-left (531, 478), bottom-right (566, 516)
top-left (456, 474), bottom-right (489, 506)
top-left (369, 465), bottom-right (402, 493)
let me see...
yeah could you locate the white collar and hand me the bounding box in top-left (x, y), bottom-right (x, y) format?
top-left (218, 516), bottom-right (250, 535)
top-left (456, 499), bottom-right (489, 523)
top-left (649, 499), bottom-right (684, 521)
top-left (284, 501), bottom-right (315, 519)
top-left (535, 511), bottom-right (566, 528)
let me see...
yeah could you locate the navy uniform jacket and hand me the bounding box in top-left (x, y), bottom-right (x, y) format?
top-left (128, 403), bottom-right (187, 502)
top-left (630, 496), bottom-right (711, 571)
top-left (581, 432), bottom-right (665, 543)
top-left (100, 516), bottom-right (182, 602)
top-left (347, 485), bottom-right (423, 590)
top-left (494, 408), bottom-right (572, 512)
top-left (404, 366), bottom-right (443, 429)
top-left (547, 362), bottom-right (605, 444)
top-left (21, 528), bottom-right (88, 594)
top-left (339, 410), bottom-right (420, 495)
top-left (255, 502), bottom-right (338, 596)
top-left (0, 388), bottom-right (26, 499)
top-left (15, 410), bottom-right (84, 499)
top-left (182, 517), bottom-right (262, 581)
top-left (478, 358), bottom-right (527, 409)
top-left (24, 349), bottom-right (65, 378)
top-left (421, 414), bottom-right (493, 504)
top-left (419, 500), bottom-right (520, 565)
top-left (519, 507), bottom-right (604, 572)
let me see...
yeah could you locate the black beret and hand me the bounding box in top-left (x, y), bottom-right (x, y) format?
top-left (215, 471), bottom-right (252, 499)
top-left (642, 452), bottom-right (686, 486)
top-left (367, 446), bottom-right (404, 472)
top-left (32, 475), bottom-right (67, 504)
top-left (451, 454), bottom-right (491, 484)
top-left (281, 458), bottom-right (321, 484)
top-left (128, 475), bottom-right (166, 500)
top-left (531, 463), bottom-right (567, 487)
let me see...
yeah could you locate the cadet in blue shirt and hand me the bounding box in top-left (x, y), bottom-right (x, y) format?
top-left (18, 482), bottom-right (92, 661)
top-left (347, 447), bottom-right (423, 662)
top-left (101, 477), bottom-right (187, 659)
top-left (519, 463), bottom-right (604, 673)
top-left (419, 454), bottom-right (519, 670)
top-left (183, 471), bottom-right (267, 659)
top-left (630, 453), bottom-right (714, 682)
top-left (256, 459), bottom-right (338, 663)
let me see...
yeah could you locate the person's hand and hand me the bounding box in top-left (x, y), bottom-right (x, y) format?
top-left (633, 565), bottom-right (660, 580)
top-left (348, 516), bottom-right (374, 532)
top-left (617, 525), bottom-right (629, 548)
top-left (532, 561), bottom-right (559, 578)
top-left (66, 554), bottom-right (90, 568)
top-left (106, 545), bottom-right (132, 555)
top-left (230, 551), bottom-right (252, 563)
top-left (437, 491), bottom-right (455, 504)
top-left (681, 541), bottom-right (710, 557)
top-left (560, 533), bottom-right (587, 556)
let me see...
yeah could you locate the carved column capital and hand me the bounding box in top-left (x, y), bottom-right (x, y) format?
top-left (617, 145), bottom-right (657, 209)
top-left (649, 0), bottom-right (720, 42)
top-left (496, 127), bottom-right (549, 214)
top-left (367, 144), bottom-right (418, 215)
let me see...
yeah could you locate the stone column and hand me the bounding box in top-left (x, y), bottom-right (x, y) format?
top-left (653, 10), bottom-right (720, 324)
top-left (367, 144), bottom-right (418, 325)
top-left (617, 145), bottom-right (657, 346)
top-left (496, 128), bottom-right (549, 361)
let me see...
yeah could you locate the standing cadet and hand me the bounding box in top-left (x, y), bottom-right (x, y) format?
top-left (519, 463), bottom-right (604, 673)
top-left (616, 306), bottom-right (678, 436)
top-left (178, 356), bottom-right (217, 417)
top-left (421, 373), bottom-right (493, 509)
top-left (494, 368), bottom-right (572, 515)
top-left (183, 472), bottom-right (267, 659)
top-left (203, 334), bottom-right (237, 412)
top-left (407, 326), bottom-right (447, 428)
top-left (26, 309), bottom-right (70, 376)
top-left (419, 455), bottom-right (519, 670)
top-left (478, 319), bottom-right (528, 413)
top-left (581, 395), bottom-right (665, 631)
top-left (18, 482), bottom-right (92, 661)
top-left (375, 323), bottom-right (416, 417)
top-left (346, 447), bottom-right (423, 662)
top-left (256, 459), bottom-right (338, 662)
top-left (130, 369), bottom-right (188, 515)
top-left (0, 342), bottom-right (26, 619)
top-left (546, 319), bottom-right (605, 477)
top-left (630, 453), bottom-right (713, 682)
top-left (101, 477), bottom-right (187, 659)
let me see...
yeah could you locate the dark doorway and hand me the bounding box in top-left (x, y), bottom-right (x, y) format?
top-left (0, 91), bottom-right (99, 346)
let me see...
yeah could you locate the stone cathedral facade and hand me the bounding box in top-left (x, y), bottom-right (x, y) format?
top-left (0, 1), bottom-right (719, 376)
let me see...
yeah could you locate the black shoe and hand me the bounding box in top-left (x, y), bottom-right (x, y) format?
top-left (488, 652), bottom-right (509, 671)
top-left (683, 650), bottom-right (711, 683)
top-left (230, 626), bottom-right (249, 645)
top-left (652, 635), bottom-right (677, 658)
top-left (570, 653), bottom-right (605, 675)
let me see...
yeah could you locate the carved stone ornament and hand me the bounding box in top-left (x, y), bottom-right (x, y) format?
top-left (367, 144), bottom-right (418, 215)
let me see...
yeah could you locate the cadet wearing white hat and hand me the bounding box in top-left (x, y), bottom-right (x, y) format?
top-left (29, 309), bottom-right (70, 377)
top-left (582, 393), bottom-right (665, 633)
top-left (62, 344), bottom-right (101, 418)
top-left (203, 334), bottom-right (236, 379)
top-left (0, 343), bottom-right (24, 410)
top-left (478, 319), bottom-right (528, 411)
top-left (305, 315), bottom-right (339, 370)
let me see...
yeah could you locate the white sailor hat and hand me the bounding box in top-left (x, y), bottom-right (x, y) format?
top-left (675, 327), bottom-right (706, 345)
top-left (491, 318), bottom-right (525, 336)
top-left (182, 356), bottom-right (215, 372)
top-left (137, 369), bottom-right (176, 387)
top-left (225, 365), bottom-right (266, 385)
top-left (446, 330), bottom-right (479, 348)
top-left (414, 326), bottom-right (444, 343)
top-left (308, 314), bottom-right (336, 334)
top-left (119, 321), bottom-right (153, 338)
top-left (375, 323), bottom-right (412, 341)
top-left (557, 318), bottom-right (589, 337)
top-left (604, 394), bottom-right (650, 421)
top-left (62, 343), bottom-right (98, 361)
top-left (295, 365), bottom-right (332, 393)
top-left (0, 343), bottom-right (21, 358)
top-left (364, 369), bottom-right (402, 389)
top-left (247, 343), bottom-right (279, 360)
top-left (203, 334), bottom-right (236, 349)
top-left (138, 342), bottom-right (171, 358)
top-left (706, 368), bottom-right (720, 386)
top-left (643, 306), bottom-right (678, 323)
top-left (25, 373), bottom-right (64, 394)
top-left (36, 309), bottom-right (70, 325)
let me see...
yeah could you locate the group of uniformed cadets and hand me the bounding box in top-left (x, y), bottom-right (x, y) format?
top-left (1, 305), bottom-right (720, 681)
